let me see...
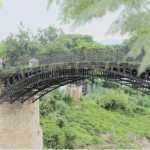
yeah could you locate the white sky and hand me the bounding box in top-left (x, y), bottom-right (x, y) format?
top-left (0, 0), bottom-right (127, 42)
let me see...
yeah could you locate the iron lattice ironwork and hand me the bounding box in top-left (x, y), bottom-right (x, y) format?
top-left (0, 49), bottom-right (149, 103)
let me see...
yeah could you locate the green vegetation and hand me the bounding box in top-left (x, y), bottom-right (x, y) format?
top-left (0, 23), bottom-right (131, 70)
top-left (49, 0), bottom-right (150, 72)
top-left (0, 42), bottom-right (6, 58)
top-left (1, 24), bottom-right (110, 65)
top-left (40, 82), bottom-right (150, 149)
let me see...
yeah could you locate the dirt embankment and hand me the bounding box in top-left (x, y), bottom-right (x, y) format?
top-left (84, 132), bottom-right (150, 149)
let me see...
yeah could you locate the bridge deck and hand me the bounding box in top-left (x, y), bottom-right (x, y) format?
top-left (0, 49), bottom-right (149, 102)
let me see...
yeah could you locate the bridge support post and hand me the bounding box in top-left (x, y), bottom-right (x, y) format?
top-left (0, 98), bottom-right (43, 149)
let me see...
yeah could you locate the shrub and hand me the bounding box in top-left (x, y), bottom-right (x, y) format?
top-left (97, 92), bottom-right (133, 115)
top-left (103, 81), bottom-right (120, 89)
top-left (56, 100), bottom-right (69, 115)
top-left (63, 126), bottom-right (77, 148)
top-left (40, 118), bottom-right (66, 149)
top-left (63, 94), bottom-right (73, 104)
top-left (40, 97), bottom-right (57, 116)
top-left (133, 105), bottom-right (150, 115)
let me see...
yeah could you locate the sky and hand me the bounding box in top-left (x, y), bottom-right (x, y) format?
top-left (0, 0), bottom-right (127, 44)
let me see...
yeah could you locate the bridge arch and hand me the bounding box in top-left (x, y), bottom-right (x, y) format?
top-left (1, 62), bottom-right (149, 103)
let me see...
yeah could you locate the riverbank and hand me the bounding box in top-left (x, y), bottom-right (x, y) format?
top-left (40, 87), bottom-right (150, 149)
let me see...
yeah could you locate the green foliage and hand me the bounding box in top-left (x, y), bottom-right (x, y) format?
top-left (0, 42), bottom-right (6, 58)
top-left (37, 26), bottom-right (63, 44)
top-left (40, 85), bottom-right (150, 149)
top-left (4, 23), bottom-right (38, 64)
top-left (49, 0), bottom-right (150, 72)
top-left (97, 91), bottom-right (133, 115)
top-left (40, 117), bottom-right (66, 148)
top-left (63, 94), bottom-right (73, 104)
top-left (2, 24), bottom-right (110, 65)
top-left (103, 81), bottom-right (120, 89)
top-left (57, 34), bottom-right (105, 51)
top-left (63, 126), bottom-right (77, 148)
top-left (0, 0), bottom-right (2, 7)
top-left (40, 90), bottom-right (74, 117)
top-left (123, 86), bottom-right (150, 108)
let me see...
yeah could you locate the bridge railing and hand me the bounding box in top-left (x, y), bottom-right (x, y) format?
top-left (37, 49), bottom-right (126, 64)
top-left (2, 49), bottom-right (145, 70)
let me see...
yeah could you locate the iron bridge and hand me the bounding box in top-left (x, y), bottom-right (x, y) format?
top-left (0, 49), bottom-right (149, 103)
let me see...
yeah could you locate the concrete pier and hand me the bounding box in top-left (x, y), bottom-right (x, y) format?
top-left (0, 98), bottom-right (43, 149)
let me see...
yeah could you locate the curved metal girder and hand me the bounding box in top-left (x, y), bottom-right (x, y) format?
top-left (1, 62), bottom-right (150, 102)
top-left (20, 77), bottom-right (84, 103)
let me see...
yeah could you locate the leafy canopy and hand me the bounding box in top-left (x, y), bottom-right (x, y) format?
top-left (48, 0), bottom-right (150, 72)
top-left (0, 0), bottom-right (2, 7)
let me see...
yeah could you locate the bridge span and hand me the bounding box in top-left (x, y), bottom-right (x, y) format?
top-left (0, 49), bottom-right (149, 102)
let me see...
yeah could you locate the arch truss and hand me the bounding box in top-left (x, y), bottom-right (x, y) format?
top-left (0, 61), bottom-right (150, 103)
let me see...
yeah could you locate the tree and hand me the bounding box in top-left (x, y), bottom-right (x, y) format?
top-left (37, 26), bottom-right (64, 44)
top-left (4, 23), bottom-right (41, 65)
top-left (0, 0), bottom-right (2, 7)
top-left (0, 42), bottom-right (6, 58)
top-left (3, 22), bottom-right (108, 67)
top-left (48, 0), bottom-right (150, 72)
top-left (57, 34), bottom-right (105, 51)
